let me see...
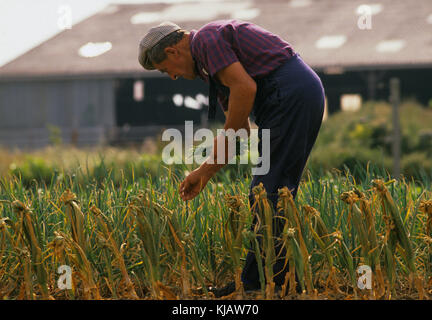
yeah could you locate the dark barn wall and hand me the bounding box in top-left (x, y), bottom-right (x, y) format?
top-left (319, 68), bottom-right (432, 113)
top-left (115, 77), bottom-right (225, 127)
top-left (387, 68), bottom-right (432, 105)
top-left (319, 71), bottom-right (368, 113)
top-left (1, 66), bottom-right (430, 149)
top-left (0, 79), bottom-right (115, 149)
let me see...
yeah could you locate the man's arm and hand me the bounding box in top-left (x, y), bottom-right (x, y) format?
top-left (224, 111), bottom-right (251, 136)
top-left (200, 61), bottom-right (256, 176)
top-left (179, 62), bottom-right (255, 200)
top-left (220, 62), bottom-right (256, 133)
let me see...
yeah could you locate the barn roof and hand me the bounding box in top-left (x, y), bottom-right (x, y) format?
top-left (1, 0), bottom-right (431, 80)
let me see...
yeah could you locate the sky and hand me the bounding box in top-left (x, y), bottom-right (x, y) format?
top-left (0, 0), bottom-right (214, 67)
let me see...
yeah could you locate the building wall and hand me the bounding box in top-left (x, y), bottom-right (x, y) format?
top-left (0, 78), bottom-right (115, 149)
top-left (318, 68), bottom-right (432, 113)
top-left (114, 77), bottom-right (226, 126)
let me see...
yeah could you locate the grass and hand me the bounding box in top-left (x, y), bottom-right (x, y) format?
top-left (0, 155), bottom-right (431, 300)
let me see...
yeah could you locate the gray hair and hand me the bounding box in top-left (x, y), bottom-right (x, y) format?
top-left (145, 30), bottom-right (185, 67)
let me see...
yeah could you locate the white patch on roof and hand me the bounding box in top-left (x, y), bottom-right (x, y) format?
top-left (290, 0), bottom-right (312, 8)
top-left (130, 1), bottom-right (255, 24)
top-left (356, 4), bottom-right (383, 16)
top-left (376, 39), bottom-right (406, 53)
top-left (130, 12), bottom-right (162, 24)
top-left (232, 8), bottom-right (261, 20)
top-left (78, 42), bottom-right (112, 58)
top-left (427, 14), bottom-right (432, 24)
top-left (315, 35), bottom-right (347, 49)
top-left (100, 5), bottom-right (119, 15)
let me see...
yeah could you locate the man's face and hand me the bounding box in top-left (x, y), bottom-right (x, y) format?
top-left (153, 47), bottom-right (197, 80)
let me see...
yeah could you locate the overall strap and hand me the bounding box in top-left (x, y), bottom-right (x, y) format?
top-left (208, 76), bottom-right (217, 120)
top-left (208, 76), bottom-right (230, 120)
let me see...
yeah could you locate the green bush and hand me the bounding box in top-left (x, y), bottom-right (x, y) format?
top-left (9, 156), bottom-right (58, 185)
top-left (401, 152), bottom-right (432, 182)
top-left (309, 100), bottom-right (432, 181)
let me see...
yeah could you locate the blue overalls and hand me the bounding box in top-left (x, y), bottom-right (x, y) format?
top-left (208, 53), bottom-right (325, 288)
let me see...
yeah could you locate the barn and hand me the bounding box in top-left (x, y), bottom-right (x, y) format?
top-left (0, 0), bottom-right (431, 149)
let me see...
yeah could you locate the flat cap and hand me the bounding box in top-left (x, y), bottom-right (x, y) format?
top-left (138, 21), bottom-right (182, 70)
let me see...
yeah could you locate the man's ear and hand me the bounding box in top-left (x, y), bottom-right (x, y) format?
top-left (164, 47), bottom-right (178, 56)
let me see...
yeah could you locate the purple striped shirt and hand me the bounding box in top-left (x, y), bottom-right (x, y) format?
top-left (189, 20), bottom-right (295, 112)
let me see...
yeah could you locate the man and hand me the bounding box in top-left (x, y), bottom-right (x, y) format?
top-left (138, 20), bottom-right (325, 297)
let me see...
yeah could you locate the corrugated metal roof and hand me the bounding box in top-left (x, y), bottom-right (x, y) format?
top-left (1, 0), bottom-right (431, 79)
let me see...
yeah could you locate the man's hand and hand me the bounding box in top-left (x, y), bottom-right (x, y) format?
top-left (179, 62), bottom-right (255, 202)
top-left (179, 168), bottom-right (212, 201)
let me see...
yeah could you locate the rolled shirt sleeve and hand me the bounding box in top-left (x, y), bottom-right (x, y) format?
top-left (198, 30), bottom-right (239, 77)
top-left (195, 31), bottom-right (239, 112)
